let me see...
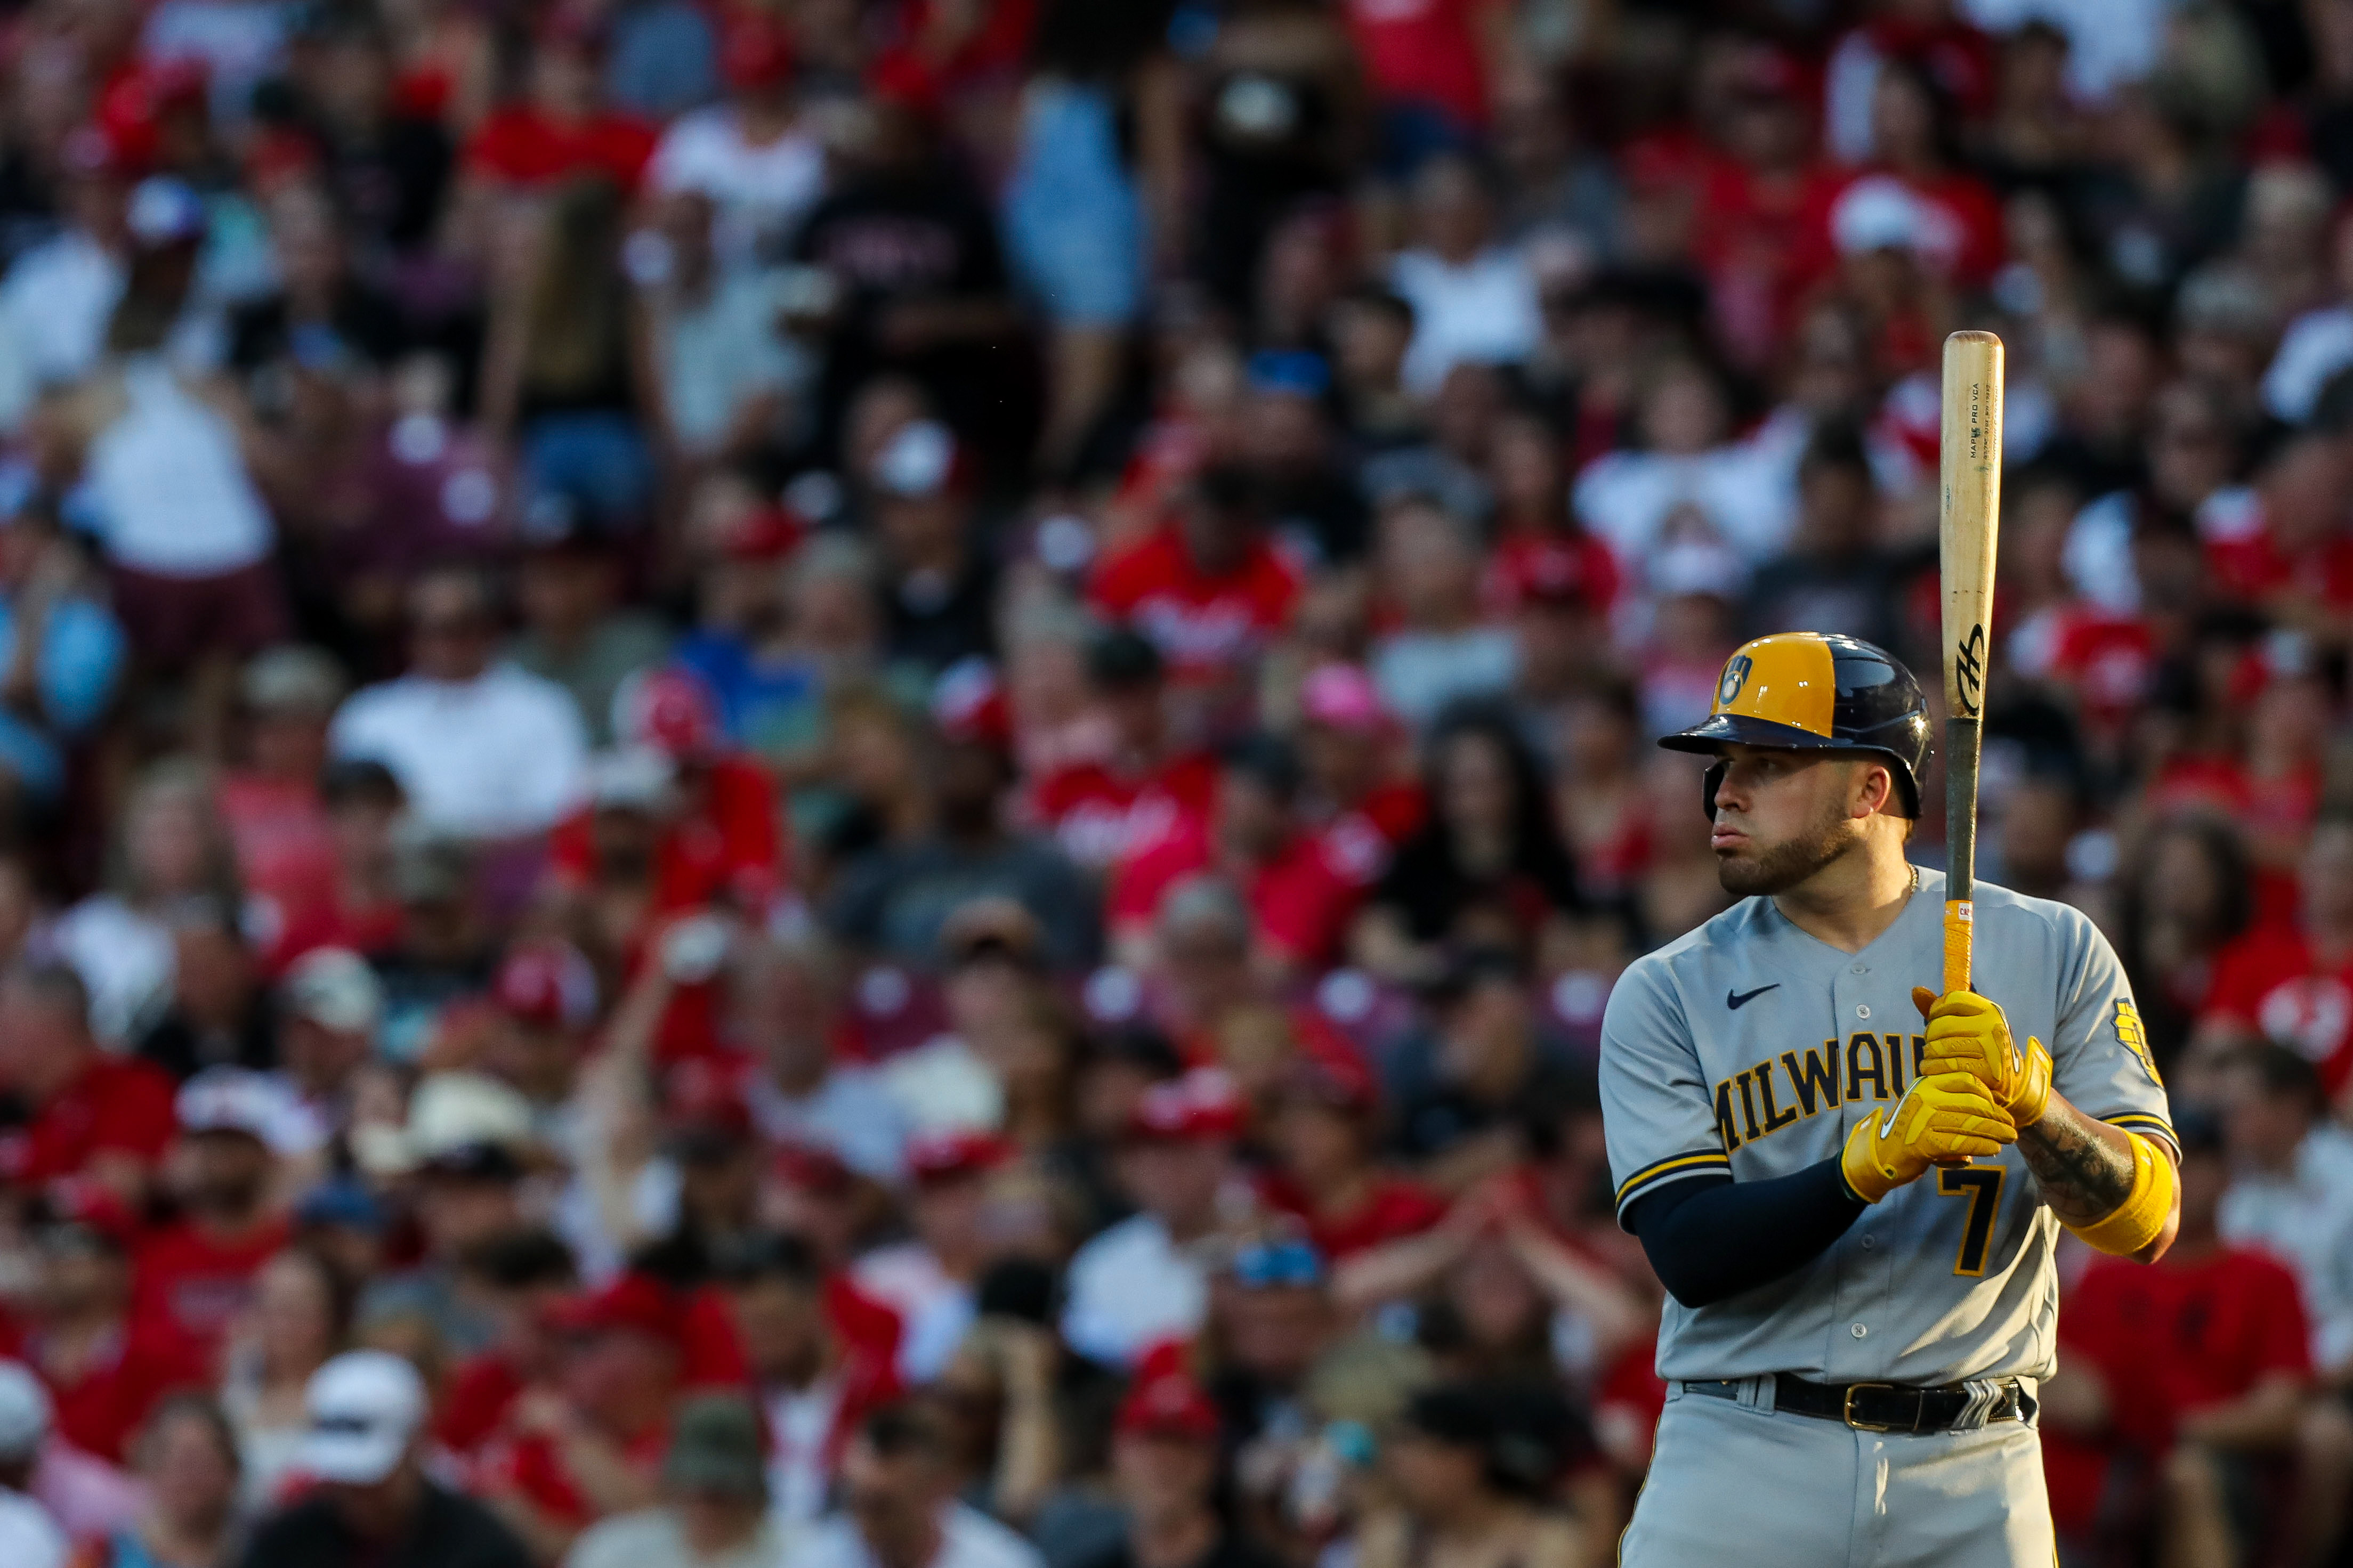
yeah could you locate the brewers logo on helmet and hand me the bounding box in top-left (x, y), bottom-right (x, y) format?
top-left (1660, 632), bottom-right (1932, 819)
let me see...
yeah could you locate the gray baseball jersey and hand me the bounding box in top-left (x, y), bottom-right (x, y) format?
top-left (1602, 868), bottom-right (2173, 1386)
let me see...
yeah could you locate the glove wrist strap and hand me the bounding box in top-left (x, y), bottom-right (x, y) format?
top-left (2064, 1132), bottom-right (2176, 1257)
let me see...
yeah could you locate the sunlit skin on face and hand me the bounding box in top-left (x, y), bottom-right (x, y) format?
top-left (1704, 743), bottom-right (1902, 899)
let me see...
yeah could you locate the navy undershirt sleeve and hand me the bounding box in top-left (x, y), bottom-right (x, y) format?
top-left (1624, 1157), bottom-right (1869, 1309)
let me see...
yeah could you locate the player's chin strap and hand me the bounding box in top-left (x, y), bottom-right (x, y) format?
top-left (2063, 1131), bottom-right (2178, 1257)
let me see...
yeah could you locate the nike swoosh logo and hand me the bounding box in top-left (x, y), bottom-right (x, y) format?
top-left (1726, 985), bottom-right (1780, 1010)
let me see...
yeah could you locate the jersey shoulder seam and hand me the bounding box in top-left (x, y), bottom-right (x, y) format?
top-left (1642, 896), bottom-right (1773, 967)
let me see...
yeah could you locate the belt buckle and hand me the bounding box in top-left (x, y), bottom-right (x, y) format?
top-left (1842, 1383), bottom-right (1898, 1432)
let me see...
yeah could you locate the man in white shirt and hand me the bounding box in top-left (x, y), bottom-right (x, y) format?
top-left (1387, 156), bottom-right (1541, 398)
top-left (2218, 1045), bottom-right (2353, 1376)
top-left (732, 935), bottom-right (909, 1183)
top-left (0, 1362), bottom-right (67, 1568)
top-left (648, 12), bottom-right (825, 271)
top-left (330, 567), bottom-right (589, 840)
top-left (640, 189), bottom-right (810, 466)
top-left (852, 1131), bottom-right (1008, 1383)
top-left (786, 1407), bottom-right (1042, 1568)
top-left (0, 136), bottom-right (128, 432)
top-left (1060, 1070), bottom-right (1241, 1368)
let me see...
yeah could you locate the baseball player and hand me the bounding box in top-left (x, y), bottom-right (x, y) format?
top-left (1603, 632), bottom-right (2178, 1567)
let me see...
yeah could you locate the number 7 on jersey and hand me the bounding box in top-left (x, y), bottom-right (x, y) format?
top-left (1938, 1165), bottom-right (2006, 1277)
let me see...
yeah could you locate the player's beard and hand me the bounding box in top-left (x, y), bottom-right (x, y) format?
top-left (1716, 793), bottom-right (1865, 897)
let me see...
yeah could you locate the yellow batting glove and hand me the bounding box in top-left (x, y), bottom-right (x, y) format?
top-left (1840, 1072), bottom-right (2018, 1204)
top-left (1912, 987), bottom-right (2053, 1127)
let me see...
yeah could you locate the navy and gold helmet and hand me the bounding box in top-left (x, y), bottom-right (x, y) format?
top-left (1659, 632), bottom-right (1932, 818)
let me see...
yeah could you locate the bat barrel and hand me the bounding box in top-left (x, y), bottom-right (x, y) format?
top-left (1939, 330), bottom-right (2003, 997)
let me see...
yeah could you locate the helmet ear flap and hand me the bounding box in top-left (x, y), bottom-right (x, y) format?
top-left (1702, 759), bottom-right (1728, 822)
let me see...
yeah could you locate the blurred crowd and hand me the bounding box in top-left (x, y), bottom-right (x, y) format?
top-left (0, 0), bottom-right (2349, 1564)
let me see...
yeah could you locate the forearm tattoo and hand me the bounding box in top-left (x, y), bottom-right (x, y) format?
top-left (2016, 1100), bottom-right (2138, 1225)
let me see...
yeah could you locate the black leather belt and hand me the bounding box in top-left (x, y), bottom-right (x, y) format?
top-left (1680, 1374), bottom-right (2035, 1433)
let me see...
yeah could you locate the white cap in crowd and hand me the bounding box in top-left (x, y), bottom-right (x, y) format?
top-left (281, 948), bottom-right (385, 1037)
top-left (301, 1351), bottom-right (426, 1485)
top-left (176, 1067), bottom-right (317, 1156)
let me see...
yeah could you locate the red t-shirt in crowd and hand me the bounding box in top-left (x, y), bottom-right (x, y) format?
top-left (260, 887), bottom-right (406, 973)
top-left (480, 1418), bottom-right (669, 1528)
top-left (2038, 1423), bottom-right (2113, 1539)
top-left (826, 1274), bottom-right (905, 1374)
top-left (217, 775), bottom-right (339, 949)
top-left (2064, 1245), bottom-right (2310, 1456)
top-left (129, 1216), bottom-right (292, 1357)
top-left (551, 754), bottom-right (785, 1063)
top-left (1089, 529), bottom-right (1301, 688)
top-left (2203, 927), bottom-right (2353, 1092)
top-left (1029, 751), bottom-right (1218, 870)
top-left (0, 1055), bottom-right (179, 1188)
top-left (1342, 0), bottom-right (1503, 125)
top-left (549, 755), bottom-right (785, 920)
top-left (1484, 530), bottom-right (1623, 619)
top-left (439, 1350), bottom-right (530, 1457)
top-left (1690, 157), bottom-right (1843, 361)
top-left (1800, 167), bottom-right (2007, 291)
top-left (1257, 1172), bottom-right (1448, 1260)
top-left (1592, 1327), bottom-right (1668, 1460)
top-left (1312, 782), bottom-right (1428, 890)
top-left (2147, 755), bottom-right (2318, 930)
top-left (438, 1290), bottom-right (746, 1459)
top-left (31, 1319), bottom-right (211, 1463)
top-left (2202, 505), bottom-right (2353, 611)
top-left (1110, 818), bottom-right (1362, 968)
top-left (464, 104), bottom-right (657, 191)
top-left (2042, 611), bottom-right (2158, 730)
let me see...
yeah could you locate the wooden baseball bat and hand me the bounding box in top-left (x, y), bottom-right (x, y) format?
top-left (1939, 330), bottom-right (2003, 996)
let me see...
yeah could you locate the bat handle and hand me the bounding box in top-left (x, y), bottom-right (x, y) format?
top-left (1942, 714), bottom-right (1980, 998)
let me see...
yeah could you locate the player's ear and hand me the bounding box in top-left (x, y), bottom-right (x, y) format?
top-left (1850, 759), bottom-right (1894, 820)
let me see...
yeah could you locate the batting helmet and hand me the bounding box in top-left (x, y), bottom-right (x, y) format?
top-left (1659, 632), bottom-right (1931, 819)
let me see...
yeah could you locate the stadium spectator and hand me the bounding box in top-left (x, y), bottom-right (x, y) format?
top-left (0, 963), bottom-right (179, 1199)
top-left (2049, 1111), bottom-right (2313, 1568)
top-left (1351, 709), bottom-right (1579, 986)
top-left (1061, 1071), bottom-right (1239, 1368)
top-left (2217, 1045), bottom-right (2353, 1380)
top-left (722, 1232), bottom-right (901, 1526)
top-left (2199, 816), bottom-right (2353, 1098)
top-left (329, 568), bottom-right (589, 841)
top-left (1351, 1385), bottom-right (1581, 1568)
top-left (1085, 1366), bottom-right (1272, 1568)
top-left (217, 1247), bottom-right (351, 1508)
top-left (18, 1189), bottom-right (205, 1465)
top-left (237, 1351), bottom-right (531, 1568)
top-left (792, 1404), bottom-right (1047, 1568)
top-left (1109, 734), bottom-right (1356, 976)
top-left (77, 1393), bottom-right (243, 1568)
top-left (130, 1071), bottom-right (296, 1355)
top-left (565, 1393), bottom-right (784, 1568)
